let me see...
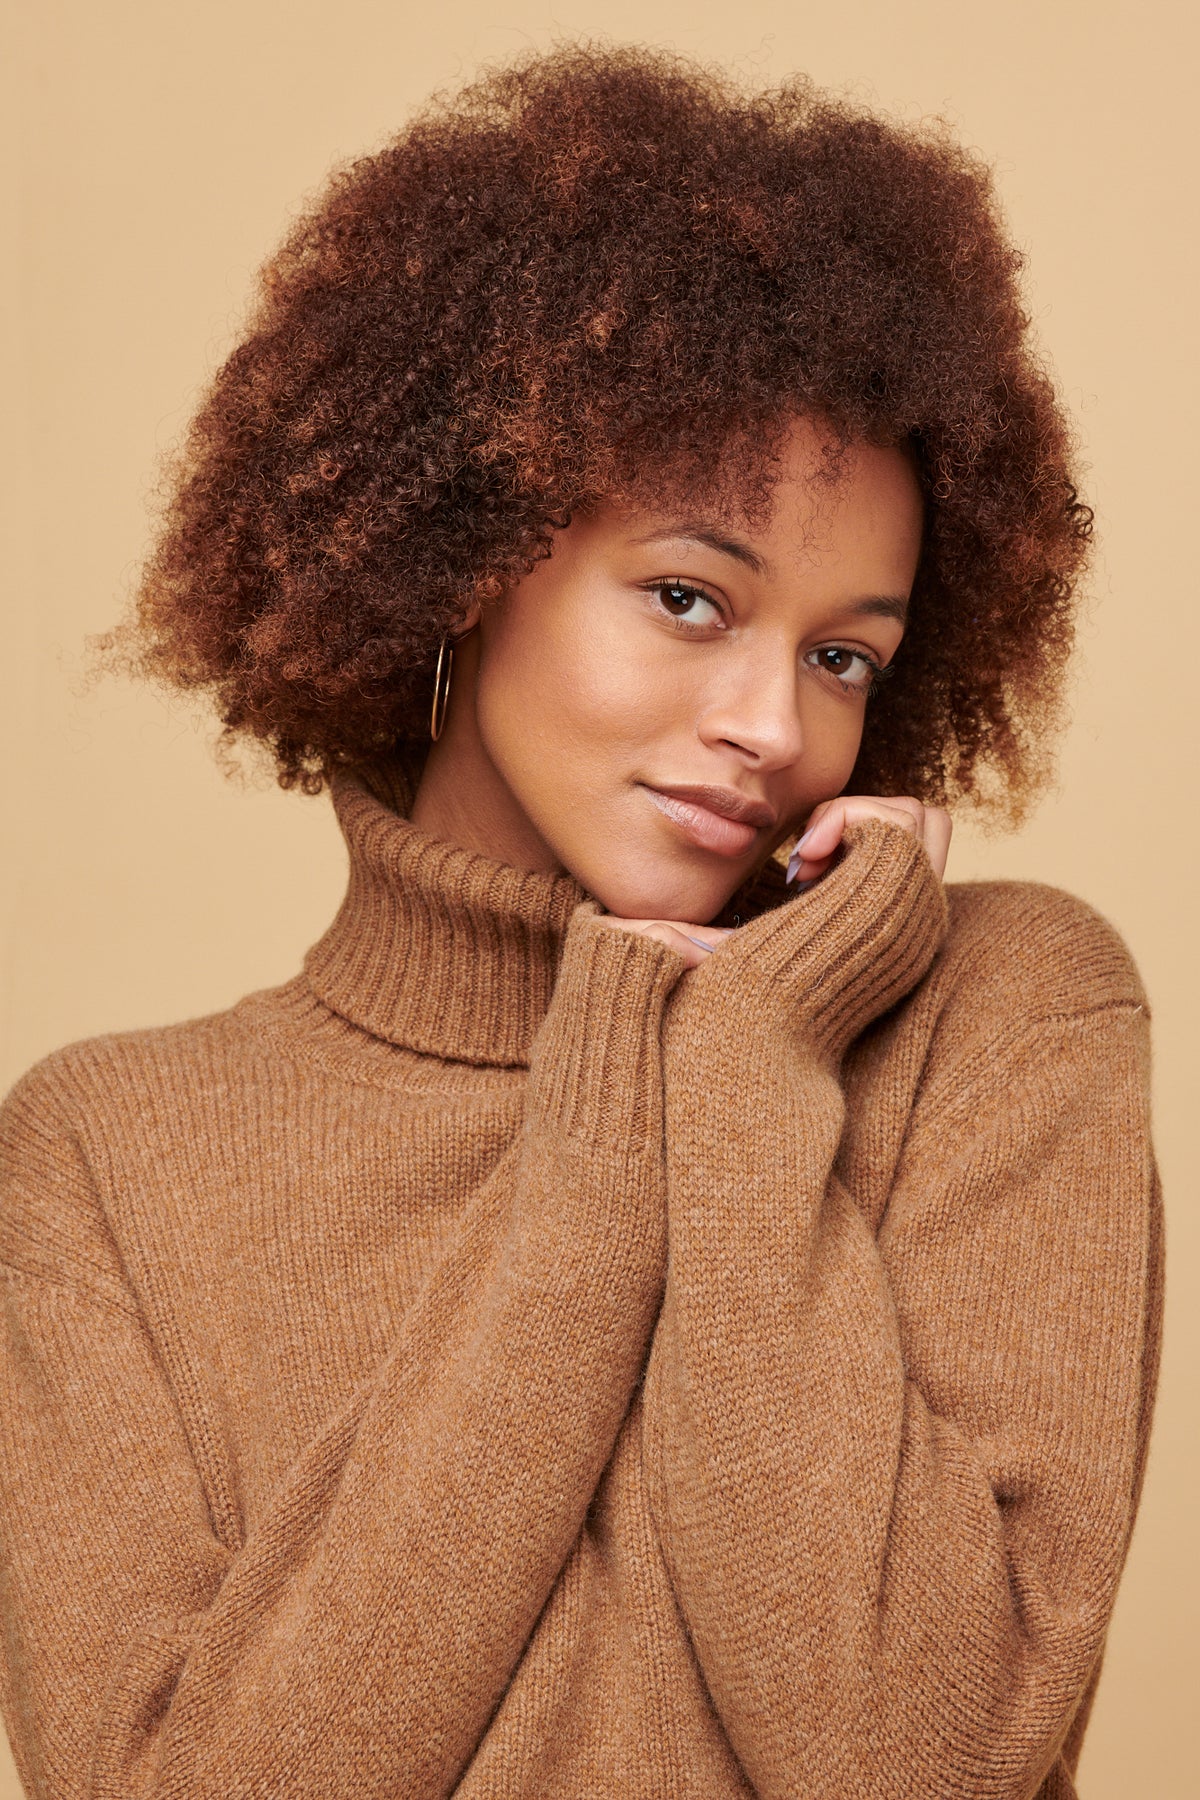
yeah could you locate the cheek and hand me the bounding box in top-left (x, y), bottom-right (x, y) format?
top-left (783, 693), bottom-right (869, 820)
top-left (817, 700), bottom-right (867, 779)
top-left (475, 595), bottom-right (661, 780)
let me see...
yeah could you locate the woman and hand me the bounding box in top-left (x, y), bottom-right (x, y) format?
top-left (0, 44), bottom-right (1163, 1800)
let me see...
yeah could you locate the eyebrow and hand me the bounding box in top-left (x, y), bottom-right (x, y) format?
top-left (629, 523), bottom-right (910, 625)
top-left (629, 523), bottom-right (771, 578)
top-left (848, 594), bottom-right (910, 625)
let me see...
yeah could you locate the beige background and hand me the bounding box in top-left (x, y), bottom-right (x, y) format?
top-left (4, 1), bottom-right (1196, 1793)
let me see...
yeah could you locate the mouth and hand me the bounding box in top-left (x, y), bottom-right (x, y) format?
top-left (639, 782), bottom-right (777, 858)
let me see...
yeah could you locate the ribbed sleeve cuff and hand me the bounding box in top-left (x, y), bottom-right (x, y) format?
top-left (671, 818), bottom-right (949, 1061)
top-left (526, 905), bottom-right (686, 1154)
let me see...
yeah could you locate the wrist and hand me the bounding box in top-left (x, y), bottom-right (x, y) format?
top-left (527, 903), bottom-right (686, 1150)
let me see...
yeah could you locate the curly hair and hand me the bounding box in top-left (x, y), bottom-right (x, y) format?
top-left (98, 42), bottom-right (1091, 816)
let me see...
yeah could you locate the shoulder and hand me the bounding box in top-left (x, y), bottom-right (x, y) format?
top-left (0, 998), bottom-right (282, 1301)
top-left (935, 877), bottom-right (1148, 1026)
top-left (0, 991), bottom-right (289, 1204)
top-left (860, 881), bottom-right (1155, 1169)
top-left (1, 998), bottom-right (273, 1138)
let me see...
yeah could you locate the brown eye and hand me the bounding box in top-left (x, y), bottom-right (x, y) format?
top-left (806, 645), bottom-right (881, 690)
top-left (647, 580), bottom-right (724, 627)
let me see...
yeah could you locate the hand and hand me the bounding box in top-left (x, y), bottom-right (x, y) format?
top-left (594, 796), bottom-right (950, 969)
top-left (592, 916), bottom-right (734, 970)
top-left (788, 795), bottom-right (951, 886)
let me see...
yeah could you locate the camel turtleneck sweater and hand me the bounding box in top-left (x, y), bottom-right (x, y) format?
top-left (0, 748), bottom-right (1164, 1800)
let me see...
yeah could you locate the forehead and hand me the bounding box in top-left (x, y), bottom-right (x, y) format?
top-left (603, 428), bottom-right (923, 591)
top-left (605, 411), bottom-right (921, 546)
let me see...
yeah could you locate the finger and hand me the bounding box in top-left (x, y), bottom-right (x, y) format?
top-left (673, 921), bottom-right (735, 946)
top-left (785, 848), bottom-right (836, 884)
top-left (594, 916), bottom-right (732, 969)
top-left (787, 795), bottom-right (926, 882)
top-left (788, 795), bottom-right (921, 871)
top-left (644, 921), bottom-right (737, 967)
top-left (841, 795), bottom-right (925, 837)
top-left (788, 801), bottom-right (846, 868)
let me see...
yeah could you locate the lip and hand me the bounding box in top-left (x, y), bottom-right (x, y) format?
top-left (640, 782), bottom-right (776, 858)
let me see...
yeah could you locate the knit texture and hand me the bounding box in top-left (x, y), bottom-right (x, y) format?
top-left (0, 746), bottom-right (1164, 1800)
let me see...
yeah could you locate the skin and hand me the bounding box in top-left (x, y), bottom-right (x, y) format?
top-left (412, 412), bottom-right (951, 968)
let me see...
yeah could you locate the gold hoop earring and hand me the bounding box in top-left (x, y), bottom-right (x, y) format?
top-left (430, 635), bottom-right (454, 741)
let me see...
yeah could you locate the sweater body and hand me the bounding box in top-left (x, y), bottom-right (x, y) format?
top-left (0, 752), bottom-right (1164, 1800)
top-left (36, 995), bottom-right (749, 1794)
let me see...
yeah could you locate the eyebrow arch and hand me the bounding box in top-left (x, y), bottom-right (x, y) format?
top-left (629, 523), bottom-right (771, 578)
top-left (848, 594), bottom-right (910, 625)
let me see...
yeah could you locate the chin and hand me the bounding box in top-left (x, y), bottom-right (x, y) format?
top-left (579, 853), bottom-right (748, 927)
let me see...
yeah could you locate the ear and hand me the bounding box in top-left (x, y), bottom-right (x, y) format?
top-left (454, 597), bottom-right (483, 636)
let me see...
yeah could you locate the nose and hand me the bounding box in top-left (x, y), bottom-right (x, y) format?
top-left (695, 644), bottom-right (805, 771)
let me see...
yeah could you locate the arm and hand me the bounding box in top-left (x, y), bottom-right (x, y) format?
top-left (0, 911), bottom-right (683, 1800)
top-left (643, 820), bottom-right (1163, 1800)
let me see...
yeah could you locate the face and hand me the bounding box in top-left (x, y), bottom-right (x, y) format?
top-left (411, 413), bottom-right (924, 924)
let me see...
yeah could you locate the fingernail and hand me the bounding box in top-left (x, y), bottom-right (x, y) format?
top-left (787, 828), bottom-right (817, 884)
top-left (684, 935), bottom-right (716, 953)
top-left (793, 878), bottom-right (818, 893)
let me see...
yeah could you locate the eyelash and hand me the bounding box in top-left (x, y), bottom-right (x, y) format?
top-left (641, 578), bottom-right (894, 697)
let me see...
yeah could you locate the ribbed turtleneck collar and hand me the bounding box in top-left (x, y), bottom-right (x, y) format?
top-left (302, 741), bottom-right (793, 1067)
top-left (302, 744), bottom-right (589, 1067)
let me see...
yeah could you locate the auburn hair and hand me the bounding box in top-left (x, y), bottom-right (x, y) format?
top-left (100, 43), bottom-right (1091, 817)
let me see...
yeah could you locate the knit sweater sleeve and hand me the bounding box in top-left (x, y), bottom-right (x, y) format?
top-left (0, 912), bottom-right (683, 1800)
top-left (642, 820), bottom-right (1163, 1800)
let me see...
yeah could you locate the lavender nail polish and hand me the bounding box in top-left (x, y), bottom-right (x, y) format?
top-left (787, 827), bottom-right (819, 884)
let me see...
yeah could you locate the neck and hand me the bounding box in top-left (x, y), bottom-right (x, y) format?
top-left (304, 745), bottom-right (589, 1065)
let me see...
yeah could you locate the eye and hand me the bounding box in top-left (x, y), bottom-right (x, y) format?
top-left (644, 579), bottom-right (726, 631)
top-left (805, 644), bottom-right (887, 693)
